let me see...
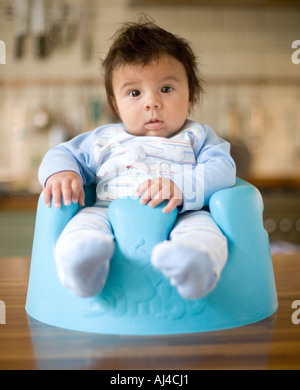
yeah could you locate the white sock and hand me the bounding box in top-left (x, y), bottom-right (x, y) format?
top-left (55, 231), bottom-right (115, 297)
top-left (151, 241), bottom-right (218, 300)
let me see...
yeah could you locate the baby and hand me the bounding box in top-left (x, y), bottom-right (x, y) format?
top-left (39, 18), bottom-right (236, 300)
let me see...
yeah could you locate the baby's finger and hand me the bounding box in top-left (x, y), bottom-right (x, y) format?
top-left (148, 196), bottom-right (164, 208)
top-left (72, 179), bottom-right (85, 207)
top-left (135, 179), bottom-right (152, 197)
top-left (140, 180), bottom-right (161, 204)
top-left (61, 182), bottom-right (72, 206)
top-left (52, 185), bottom-right (62, 208)
top-left (78, 188), bottom-right (85, 207)
top-left (148, 186), bottom-right (167, 207)
top-left (162, 197), bottom-right (181, 214)
top-left (148, 181), bottom-right (173, 208)
top-left (70, 179), bottom-right (82, 204)
top-left (43, 186), bottom-right (52, 208)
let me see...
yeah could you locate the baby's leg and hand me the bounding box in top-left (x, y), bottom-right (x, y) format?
top-left (55, 206), bottom-right (115, 297)
top-left (151, 210), bottom-right (228, 300)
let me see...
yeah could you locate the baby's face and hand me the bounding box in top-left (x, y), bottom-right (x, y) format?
top-left (112, 55), bottom-right (191, 138)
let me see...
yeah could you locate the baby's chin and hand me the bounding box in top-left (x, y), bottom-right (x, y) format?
top-left (130, 125), bottom-right (181, 138)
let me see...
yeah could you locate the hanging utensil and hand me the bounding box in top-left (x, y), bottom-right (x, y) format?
top-left (65, 2), bottom-right (80, 46)
top-left (48, 0), bottom-right (63, 53)
top-left (14, 0), bottom-right (29, 59)
top-left (30, 0), bottom-right (47, 58)
top-left (81, 0), bottom-right (94, 62)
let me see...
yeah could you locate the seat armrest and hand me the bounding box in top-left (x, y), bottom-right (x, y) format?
top-left (35, 192), bottom-right (80, 251)
top-left (209, 178), bottom-right (267, 246)
top-left (35, 184), bottom-right (96, 250)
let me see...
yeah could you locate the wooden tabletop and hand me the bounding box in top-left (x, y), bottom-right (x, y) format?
top-left (0, 254), bottom-right (299, 370)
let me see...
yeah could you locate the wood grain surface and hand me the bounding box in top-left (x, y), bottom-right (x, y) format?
top-left (0, 254), bottom-right (299, 370)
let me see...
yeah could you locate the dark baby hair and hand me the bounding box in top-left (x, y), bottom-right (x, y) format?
top-left (101, 15), bottom-right (205, 118)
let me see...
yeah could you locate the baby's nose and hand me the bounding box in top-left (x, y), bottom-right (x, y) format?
top-left (144, 93), bottom-right (161, 110)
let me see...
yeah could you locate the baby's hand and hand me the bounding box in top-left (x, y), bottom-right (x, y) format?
top-left (44, 171), bottom-right (85, 208)
top-left (136, 178), bottom-right (183, 213)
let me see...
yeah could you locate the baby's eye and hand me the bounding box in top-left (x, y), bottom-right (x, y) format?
top-left (161, 86), bottom-right (173, 94)
top-left (129, 90), bottom-right (141, 97)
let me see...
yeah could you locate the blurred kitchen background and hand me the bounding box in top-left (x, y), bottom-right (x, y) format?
top-left (0, 0), bottom-right (300, 256)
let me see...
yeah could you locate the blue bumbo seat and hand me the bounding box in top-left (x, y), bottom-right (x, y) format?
top-left (25, 178), bottom-right (278, 335)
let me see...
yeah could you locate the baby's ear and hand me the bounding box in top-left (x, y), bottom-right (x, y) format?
top-left (111, 97), bottom-right (120, 118)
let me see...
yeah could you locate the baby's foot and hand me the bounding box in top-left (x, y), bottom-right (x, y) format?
top-left (151, 241), bottom-right (217, 300)
top-left (55, 232), bottom-right (115, 297)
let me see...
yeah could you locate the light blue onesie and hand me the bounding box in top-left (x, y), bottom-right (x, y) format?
top-left (39, 120), bottom-right (236, 299)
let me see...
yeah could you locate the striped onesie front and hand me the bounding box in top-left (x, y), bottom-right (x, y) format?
top-left (39, 119), bottom-right (236, 298)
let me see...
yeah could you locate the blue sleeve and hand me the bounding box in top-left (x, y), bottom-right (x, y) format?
top-left (173, 124), bottom-right (236, 213)
top-left (38, 130), bottom-right (97, 188)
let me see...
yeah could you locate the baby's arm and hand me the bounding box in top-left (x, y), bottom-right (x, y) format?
top-left (44, 171), bottom-right (85, 208)
top-left (136, 124), bottom-right (236, 214)
top-left (136, 177), bottom-right (183, 213)
top-left (39, 129), bottom-right (98, 208)
top-left (171, 125), bottom-right (236, 213)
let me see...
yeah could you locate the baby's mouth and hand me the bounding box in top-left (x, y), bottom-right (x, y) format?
top-left (146, 119), bottom-right (164, 130)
